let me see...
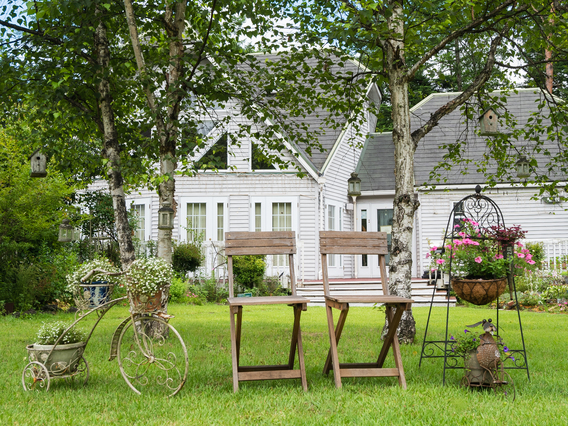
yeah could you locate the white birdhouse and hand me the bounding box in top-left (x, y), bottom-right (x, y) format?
top-left (29, 149), bottom-right (47, 178)
top-left (479, 108), bottom-right (499, 136)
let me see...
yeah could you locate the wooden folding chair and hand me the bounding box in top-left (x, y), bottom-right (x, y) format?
top-left (226, 231), bottom-right (310, 392)
top-left (320, 231), bottom-right (413, 389)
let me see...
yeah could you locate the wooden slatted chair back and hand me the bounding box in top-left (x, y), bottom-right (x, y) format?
top-left (320, 231), bottom-right (389, 297)
top-left (226, 231), bottom-right (297, 298)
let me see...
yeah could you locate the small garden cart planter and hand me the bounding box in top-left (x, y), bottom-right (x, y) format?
top-left (23, 287), bottom-right (189, 396)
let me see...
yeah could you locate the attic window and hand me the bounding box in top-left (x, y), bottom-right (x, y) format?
top-left (251, 143), bottom-right (275, 170)
top-left (196, 134), bottom-right (228, 170)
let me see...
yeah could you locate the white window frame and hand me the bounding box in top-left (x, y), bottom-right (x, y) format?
top-left (179, 197), bottom-right (228, 243)
top-left (249, 196), bottom-right (298, 233)
top-left (327, 202), bottom-right (344, 268)
top-left (128, 198), bottom-right (152, 241)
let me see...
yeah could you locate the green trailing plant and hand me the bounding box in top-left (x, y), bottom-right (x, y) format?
top-left (35, 321), bottom-right (86, 345)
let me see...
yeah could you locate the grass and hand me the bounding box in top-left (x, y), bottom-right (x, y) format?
top-left (1, 303), bottom-right (568, 425)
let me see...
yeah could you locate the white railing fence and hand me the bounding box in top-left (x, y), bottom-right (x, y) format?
top-left (527, 239), bottom-right (568, 270)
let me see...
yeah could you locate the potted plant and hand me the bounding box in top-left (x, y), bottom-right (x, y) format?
top-left (430, 219), bottom-right (534, 305)
top-left (26, 321), bottom-right (87, 376)
top-left (66, 258), bottom-right (123, 310)
top-left (125, 257), bottom-right (173, 313)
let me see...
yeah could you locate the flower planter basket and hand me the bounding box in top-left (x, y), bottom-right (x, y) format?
top-left (463, 350), bottom-right (492, 386)
top-left (128, 289), bottom-right (164, 314)
top-left (26, 342), bottom-right (86, 377)
top-left (77, 281), bottom-right (113, 309)
top-left (451, 277), bottom-right (508, 305)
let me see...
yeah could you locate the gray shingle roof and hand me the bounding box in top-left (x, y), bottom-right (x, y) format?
top-left (357, 88), bottom-right (566, 191)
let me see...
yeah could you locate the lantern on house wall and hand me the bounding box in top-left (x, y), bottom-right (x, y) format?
top-left (158, 203), bottom-right (174, 230)
top-left (58, 219), bottom-right (74, 243)
top-left (29, 148), bottom-right (47, 178)
top-left (479, 108), bottom-right (499, 136)
top-left (347, 173), bottom-right (361, 197)
top-left (516, 156), bottom-right (530, 179)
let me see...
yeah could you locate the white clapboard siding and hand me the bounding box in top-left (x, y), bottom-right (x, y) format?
top-left (417, 187), bottom-right (568, 274)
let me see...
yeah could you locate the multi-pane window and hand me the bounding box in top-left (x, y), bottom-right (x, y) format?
top-left (361, 209), bottom-right (368, 266)
top-left (217, 203), bottom-right (224, 241)
top-left (187, 203), bottom-right (206, 242)
top-left (255, 203), bottom-right (262, 232)
top-left (132, 204), bottom-right (145, 241)
top-left (272, 202), bottom-right (292, 266)
top-left (377, 209), bottom-right (394, 265)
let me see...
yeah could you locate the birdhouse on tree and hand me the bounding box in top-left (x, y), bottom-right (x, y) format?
top-left (29, 148), bottom-right (47, 178)
top-left (478, 108), bottom-right (500, 136)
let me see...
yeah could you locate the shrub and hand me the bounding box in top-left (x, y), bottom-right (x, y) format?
top-left (169, 277), bottom-right (188, 303)
top-left (233, 255), bottom-right (266, 288)
top-left (200, 277), bottom-right (229, 303)
top-left (172, 243), bottom-right (202, 276)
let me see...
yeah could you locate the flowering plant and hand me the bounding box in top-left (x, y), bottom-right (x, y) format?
top-left (66, 258), bottom-right (123, 293)
top-left (450, 324), bottom-right (512, 361)
top-left (126, 257), bottom-right (173, 296)
top-left (429, 219), bottom-right (535, 280)
top-left (35, 321), bottom-right (86, 345)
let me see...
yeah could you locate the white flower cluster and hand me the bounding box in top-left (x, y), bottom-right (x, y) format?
top-left (35, 321), bottom-right (87, 345)
top-left (126, 257), bottom-right (173, 296)
top-left (66, 258), bottom-right (123, 292)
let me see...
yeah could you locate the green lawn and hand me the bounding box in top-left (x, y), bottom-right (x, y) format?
top-left (1, 304), bottom-right (567, 425)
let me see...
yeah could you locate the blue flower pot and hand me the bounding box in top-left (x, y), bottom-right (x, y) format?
top-left (79, 281), bottom-right (113, 308)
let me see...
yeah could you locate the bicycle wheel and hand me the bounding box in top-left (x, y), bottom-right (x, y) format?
top-left (117, 315), bottom-right (188, 397)
top-left (71, 356), bottom-right (89, 387)
top-left (22, 362), bottom-right (50, 392)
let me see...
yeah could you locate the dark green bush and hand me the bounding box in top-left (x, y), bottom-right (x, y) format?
top-left (233, 255), bottom-right (265, 288)
top-left (172, 243), bottom-right (202, 276)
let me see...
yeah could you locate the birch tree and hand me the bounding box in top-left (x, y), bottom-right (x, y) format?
top-left (289, 0), bottom-right (567, 342)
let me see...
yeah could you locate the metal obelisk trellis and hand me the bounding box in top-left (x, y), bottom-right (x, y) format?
top-left (418, 185), bottom-right (530, 384)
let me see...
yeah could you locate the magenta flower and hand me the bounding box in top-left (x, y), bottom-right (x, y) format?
top-left (454, 224), bottom-right (460, 229)
top-left (527, 260), bottom-right (536, 265)
top-left (517, 253), bottom-right (525, 258)
top-left (436, 259), bottom-right (445, 264)
top-left (453, 239), bottom-right (463, 246)
top-left (430, 246), bottom-right (437, 251)
top-left (458, 232), bottom-right (466, 237)
top-left (471, 221), bottom-right (479, 226)
top-left (516, 242), bottom-right (523, 247)
top-left (495, 254), bottom-right (504, 260)
top-left (475, 256), bottom-right (483, 263)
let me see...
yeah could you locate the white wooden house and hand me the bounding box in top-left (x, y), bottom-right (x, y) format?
top-left (90, 54), bottom-right (381, 281)
top-left (356, 88), bottom-right (568, 277)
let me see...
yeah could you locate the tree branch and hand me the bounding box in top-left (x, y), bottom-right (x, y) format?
top-left (411, 27), bottom-right (507, 148)
top-left (405, 0), bottom-right (526, 82)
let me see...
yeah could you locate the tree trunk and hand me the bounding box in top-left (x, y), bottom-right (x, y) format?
top-left (94, 11), bottom-right (135, 269)
top-left (383, 0), bottom-right (418, 343)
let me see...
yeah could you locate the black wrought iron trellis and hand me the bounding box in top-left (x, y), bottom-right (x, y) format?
top-left (418, 185), bottom-right (530, 384)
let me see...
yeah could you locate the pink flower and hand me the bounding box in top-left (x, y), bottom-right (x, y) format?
top-left (436, 259), bottom-right (445, 264)
top-left (517, 253), bottom-right (525, 258)
top-left (453, 239), bottom-right (463, 246)
top-left (430, 246), bottom-right (437, 251)
top-left (475, 257), bottom-right (483, 263)
top-left (516, 242), bottom-right (524, 247)
top-left (527, 260), bottom-right (536, 265)
top-left (522, 249), bottom-right (530, 254)
top-left (494, 254), bottom-right (504, 260)
top-left (471, 221), bottom-right (479, 226)
top-left (471, 241), bottom-right (480, 246)
top-left (454, 224), bottom-right (460, 229)
top-left (426, 253), bottom-right (431, 258)
top-left (458, 232), bottom-right (466, 237)
top-left (445, 244), bottom-right (452, 249)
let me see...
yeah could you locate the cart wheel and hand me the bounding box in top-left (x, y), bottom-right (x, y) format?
top-left (493, 370), bottom-right (515, 401)
top-left (117, 315), bottom-right (188, 397)
top-left (22, 362), bottom-right (50, 392)
top-left (72, 356), bottom-right (90, 387)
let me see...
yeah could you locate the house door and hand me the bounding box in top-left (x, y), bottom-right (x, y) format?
top-left (357, 205), bottom-right (393, 278)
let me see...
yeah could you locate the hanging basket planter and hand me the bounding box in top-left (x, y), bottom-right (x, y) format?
top-left (78, 281), bottom-right (113, 309)
top-left (451, 277), bottom-right (508, 305)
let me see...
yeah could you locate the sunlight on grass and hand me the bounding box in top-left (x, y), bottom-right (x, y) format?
top-left (1, 304), bottom-right (568, 425)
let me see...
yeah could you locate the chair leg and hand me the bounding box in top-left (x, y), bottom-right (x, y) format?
top-left (323, 304), bottom-right (348, 376)
top-left (288, 305), bottom-right (301, 368)
top-left (325, 302), bottom-right (346, 388)
top-left (376, 305), bottom-right (407, 389)
top-left (229, 306), bottom-right (242, 393)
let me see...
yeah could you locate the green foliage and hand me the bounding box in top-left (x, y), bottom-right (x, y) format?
top-left (197, 277), bottom-right (229, 303)
top-left (524, 242), bottom-right (545, 270)
top-left (542, 285), bottom-right (568, 303)
top-left (172, 243), bottom-right (202, 276)
top-left (232, 255), bottom-right (266, 289)
top-left (169, 277), bottom-right (188, 303)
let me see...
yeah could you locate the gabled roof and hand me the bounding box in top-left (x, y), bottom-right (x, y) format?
top-left (235, 52), bottom-right (376, 172)
top-left (357, 88), bottom-right (566, 191)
